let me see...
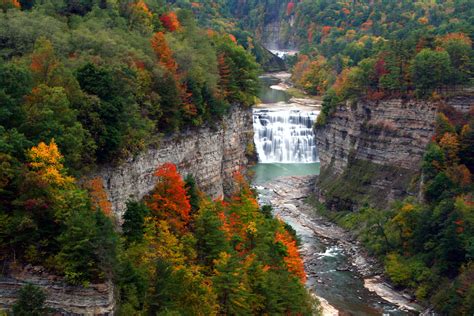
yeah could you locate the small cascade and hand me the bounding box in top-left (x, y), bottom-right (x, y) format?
top-left (253, 108), bottom-right (319, 163)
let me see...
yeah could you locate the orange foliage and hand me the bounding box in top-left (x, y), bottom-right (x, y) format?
top-left (160, 12), bottom-right (181, 32)
top-left (85, 177), bottom-right (112, 215)
top-left (151, 32), bottom-right (178, 73)
top-left (228, 34), bottom-right (237, 43)
top-left (321, 25), bottom-right (332, 36)
top-left (333, 68), bottom-right (351, 96)
top-left (447, 164), bottom-right (472, 188)
top-left (438, 32), bottom-right (472, 46)
top-left (342, 7), bottom-right (350, 15)
top-left (361, 19), bottom-right (373, 31)
top-left (418, 17), bottom-right (429, 24)
top-left (146, 163), bottom-right (191, 233)
top-left (1, 0), bottom-right (20, 11)
top-left (439, 132), bottom-right (460, 162)
top-left (129, 0), bottom-right (152, 18)
top-left (275, 230), bottom-right (306, 283)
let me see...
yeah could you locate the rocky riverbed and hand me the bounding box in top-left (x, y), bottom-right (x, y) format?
top-left (255, 175), bottom-right (424, 315)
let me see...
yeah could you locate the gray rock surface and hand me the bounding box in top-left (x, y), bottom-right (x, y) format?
top-left (314, 97), bottom-right (473, 207)
top-left (315, 98), bottom-right (438, 176)
top-left (0, 267), bottom-right (114, 315)
top-left (95, 105), bottom-right (253, 221)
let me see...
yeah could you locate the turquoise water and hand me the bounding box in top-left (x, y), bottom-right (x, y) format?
top-left (251, 163), bottom-right (320, 185)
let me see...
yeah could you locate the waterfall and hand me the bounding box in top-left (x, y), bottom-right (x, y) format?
top-left (253, 108), bottom-right (319, 163)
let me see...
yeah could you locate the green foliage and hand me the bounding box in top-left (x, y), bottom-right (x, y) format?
top-left (119, 171), bottom-right (318, 315)
top-left (122, 201), bottom-right (149, 244)
top-left (314, 102), bottom-right (474, 314)
top-left (184, 174), bottom-right (200, 213)
top-left (412, 49), bottom-right (451, 96)
top-left (12, 284), bottom-right (47, 316)
top-left (57, 208), bottom-right (118, 285)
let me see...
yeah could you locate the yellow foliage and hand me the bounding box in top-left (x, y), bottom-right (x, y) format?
top-left (27, 140), bottom-right (74, 187)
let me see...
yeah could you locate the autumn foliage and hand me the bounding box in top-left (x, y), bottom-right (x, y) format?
top-left (146, 163), bottom-right (191, 233)
top-left (275, 230), bottom-right (306, 283)
top-left (160, 12), bottom-right (180, 32)
top-left (27, 140), bottom-right (73, 187)
top-left (85, 177), bottom-right (112, 215)
top-left (286, 2), bottom-right (295, 15)
top-left (151, 32), bottom-right (178, 73)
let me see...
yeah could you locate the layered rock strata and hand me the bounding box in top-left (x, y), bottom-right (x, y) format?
top-left (314, 97), bottom-right (473, 209)
top-left (96, 105), bottom-right (253, 221)
top-left (0, 267), bottom-right (114, 316)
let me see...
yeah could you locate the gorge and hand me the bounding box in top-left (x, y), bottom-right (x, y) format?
top-left (252, 71), bottom-right (426, 315)
top-left (1, 1), bottom-right (473, 315)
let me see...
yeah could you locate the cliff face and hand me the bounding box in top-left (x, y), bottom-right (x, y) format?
top-left (316, 98), bottom-right (438, 176)
top-left (96, 105), bottom-right (253, 221)
top-left (314, 97), bottom-right (472, 210)
top-left (261, 16), bottom-right (297, 50)
top-left (0, 267), bottom-right (114, 315)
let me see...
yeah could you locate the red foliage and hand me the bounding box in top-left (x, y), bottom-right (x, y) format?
top-left (286, 2), bottom-right (295, 15)
top-left (375, 57), bottom-right (389, 78)
top-left (146, 163), bottom-right (191, 233)
top-left (275, 230), bottom-right (306, 283)
top-left (160, 12), bottom-right (180, 32)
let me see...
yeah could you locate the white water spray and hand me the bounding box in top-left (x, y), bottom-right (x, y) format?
top-left (253, 108), bottom-right (319, 163)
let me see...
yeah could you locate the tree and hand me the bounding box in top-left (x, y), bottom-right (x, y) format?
top-left (26, 140), bottom-right (73, 188)
top-left (146, 163), bottom-right (191, 234)
top-left (184, 174), bottom-right (200, 213)
top-left (12, 284), bottom-right (47, 316)
top-left (195, 200), bottom-right (230, 267)
top-left (21, 85), bottom-right (92, 170)
top-left (160, 12), bottom-right (180, 32)
top-left (274, 230), bottom-right (306, 283)
top-left (122, 200), bottom-right (149, 243)
top-left (151, 32), bottom-right (177, 73)
top-left (1, 0), bottom-right (20, 12)
top-left (30, 37), bottom-right (59, 85)
top-left (436, 33), bottom-right (473, 85)
top-left (57, 207), bottom-right (118, 285)
top-left (411, 49), bottom-right (451, 96)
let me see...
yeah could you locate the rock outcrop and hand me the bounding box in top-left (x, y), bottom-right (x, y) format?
top-left (95, 105), bottom-right (253, 221)
top-left (261, 16), bottom-right (297, 50)
top-left (314, 97), bottom-right (473, 209)
top-left (0, 267), bottom-right (114, 315)
top-left (316, 98), bottom-right (438, 176)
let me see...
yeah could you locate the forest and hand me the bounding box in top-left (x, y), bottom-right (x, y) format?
top-left (1, 0), bottom-right (473, 315)
top-left (0, 1), bottom-right (318, 315)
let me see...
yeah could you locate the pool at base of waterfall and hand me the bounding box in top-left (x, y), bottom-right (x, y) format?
top-left (251, 162), bottom-right (320, 185)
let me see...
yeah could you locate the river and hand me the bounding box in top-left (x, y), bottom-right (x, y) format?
top-left (252, 71), bottom-right (423, 315)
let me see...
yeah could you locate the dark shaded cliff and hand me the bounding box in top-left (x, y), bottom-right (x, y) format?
top-left (314, 97), bottom-right (474, 210)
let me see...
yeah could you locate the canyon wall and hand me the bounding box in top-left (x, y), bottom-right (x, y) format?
top-left (314, 97), bottom-right (473, 210)
top-left (0, 105), bottom-right (253, 315)
top-left (0, 266), bottom-right (114, 315)
top-left (96, 105), bottom-right (253, 221)
top-left (261, 16), bottom-right (297, 50)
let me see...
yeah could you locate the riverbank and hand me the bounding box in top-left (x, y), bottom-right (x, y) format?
top-left (256, 175), bottom-right (424, 315)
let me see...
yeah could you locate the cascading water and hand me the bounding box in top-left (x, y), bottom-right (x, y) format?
top-left (253, 108), bottom-right (319, 163)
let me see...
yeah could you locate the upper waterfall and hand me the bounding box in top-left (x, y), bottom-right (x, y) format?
top-left (253, 108), bottom-right (319, 163)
